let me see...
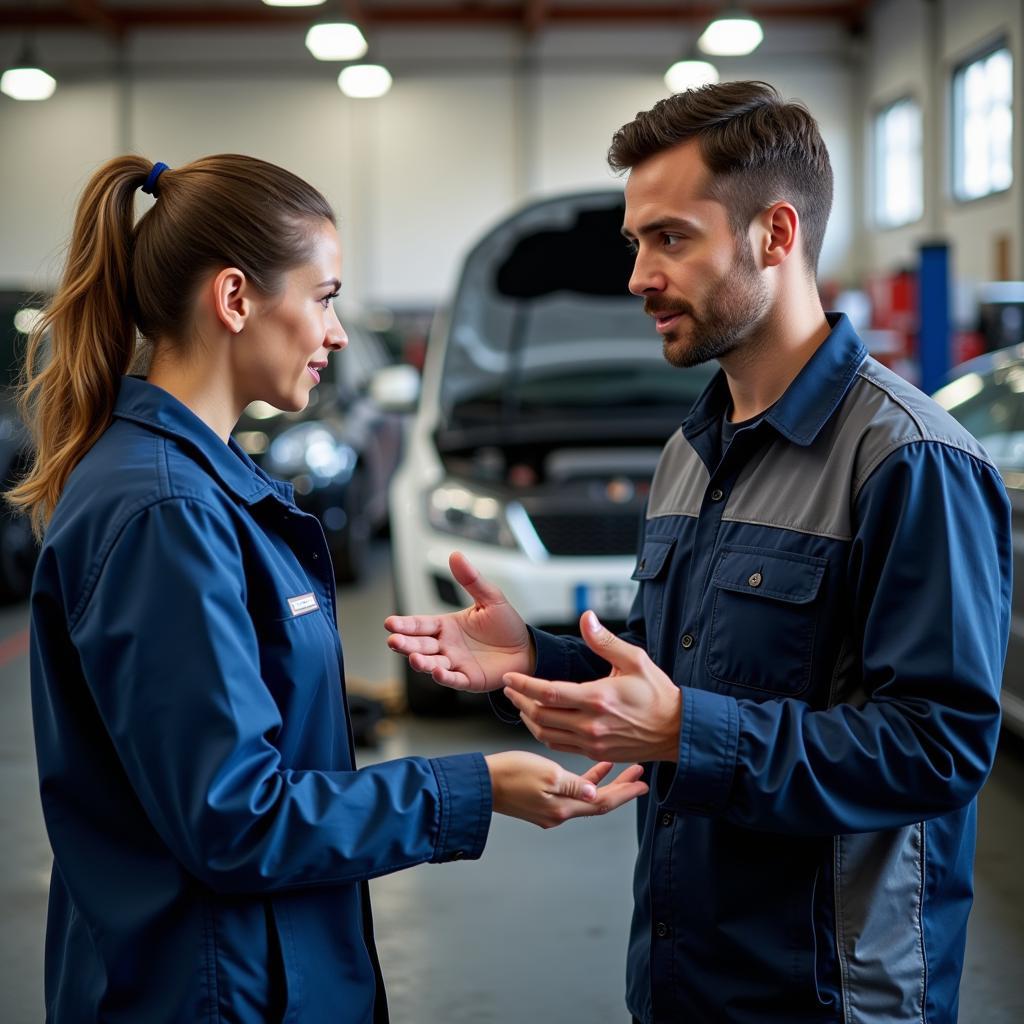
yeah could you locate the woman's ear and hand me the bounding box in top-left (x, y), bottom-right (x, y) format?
top-left (211, 267), bottom-right (251, 334)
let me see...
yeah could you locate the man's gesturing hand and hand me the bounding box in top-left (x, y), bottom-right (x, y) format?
top-left (484, 751), bottom-right (649, 829)
top-left (385, 551), bottom-right (533, 692)
top-left (502, 611), bottom-right (682, 764)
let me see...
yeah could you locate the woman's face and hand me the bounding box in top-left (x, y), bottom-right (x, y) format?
top-left (234, 219), bottom-right (348, 412)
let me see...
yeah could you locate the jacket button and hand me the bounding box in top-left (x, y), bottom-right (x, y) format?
top-left (710, 488), bottom-right (724, 501)
top-left (680, 633), bottom-right (694, 650)
top-left (312, 551), bottom-right (319, 560)
top-left (661, 812), bottom-right (674, 827)
top-left (655, 921), bottom-right (669, 938)
top-left (639, 558), bottom-right (647, 572)
top-left (748, 572), bottom-right (762, 588)
top-left (453, 850), bottom-right (465, 860)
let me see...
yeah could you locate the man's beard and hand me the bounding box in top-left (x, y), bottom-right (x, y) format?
top-left (647, 242), bottom-right (771, 369)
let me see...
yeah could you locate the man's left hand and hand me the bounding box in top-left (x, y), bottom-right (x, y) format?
top-left (502, 611), bottom-right (682, 764)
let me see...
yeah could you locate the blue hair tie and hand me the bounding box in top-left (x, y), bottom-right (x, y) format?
top-left (141, 162), bottom-right (169, 197)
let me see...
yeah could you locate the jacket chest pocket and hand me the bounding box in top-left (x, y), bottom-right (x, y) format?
top-left (632, 536), bottom-right (676, 659)
top-left (248, 586), bottom-right (339, 712)
top-left (706, 546), bottom-right (827, 696)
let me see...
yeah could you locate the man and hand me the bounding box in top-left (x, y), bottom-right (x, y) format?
top-left (386, 82), bottom-right (1011, 1023)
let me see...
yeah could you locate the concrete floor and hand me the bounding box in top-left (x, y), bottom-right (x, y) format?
top-left (2, 542), bottom-right (1023, 1022)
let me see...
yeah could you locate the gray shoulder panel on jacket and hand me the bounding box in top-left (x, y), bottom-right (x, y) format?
top-left (849, 359), bottom-right (993, 490)
top-left (647, 428), bottom-right (708, 519)
top-left (646, 357), bottom-right (995, 540)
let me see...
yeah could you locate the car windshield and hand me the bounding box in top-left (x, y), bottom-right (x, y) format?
top-left (444, 294), bottom-right (712, 415)
top-left (940, 359), bottom-right (1024, 472)
top-left (439, 193), bottom-right (714, 422)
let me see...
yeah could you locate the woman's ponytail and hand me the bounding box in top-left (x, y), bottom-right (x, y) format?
top-left (7, 155), bottom-right (150, 538)
top-left (7, 151), bottom-right (334, 538)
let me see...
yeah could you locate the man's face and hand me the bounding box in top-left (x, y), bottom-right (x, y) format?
top-left (622, 140), bottom-right (771, 368)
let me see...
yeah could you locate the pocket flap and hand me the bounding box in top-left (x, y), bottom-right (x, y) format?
top-left (711, 547), bottom-right (826, 604)
top-left (631, 536), bottom-right (676, 581)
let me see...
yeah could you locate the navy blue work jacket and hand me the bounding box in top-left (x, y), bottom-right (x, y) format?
top-left (30, 377), bottom-right (491, 1023)
top-left (530, 315), bottom-right (1012, 1024)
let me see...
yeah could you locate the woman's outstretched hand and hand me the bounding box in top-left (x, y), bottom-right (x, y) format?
top-left (483, 752), bottom-right (648, 829)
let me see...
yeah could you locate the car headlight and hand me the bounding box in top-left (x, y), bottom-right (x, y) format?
top-left (426, 482), bottom-right (517, 548)
top-left (268, 424), bottom-right (357, 481)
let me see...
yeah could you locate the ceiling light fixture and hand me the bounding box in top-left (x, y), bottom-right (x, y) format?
top-left (664, 58), bottom-right (720, 93)
top-left (697, 8), bottom-right (764, 57)
top-left (1, 43), bottom-right (56, 102)
top-left (262, 0), bottom-right (326, 6)
top-left (338, 64), bottom-right (392, 99)
top-left (305, 22), bottom-right (368, 62)
top-left (13, 308), bottom-right (44, 334)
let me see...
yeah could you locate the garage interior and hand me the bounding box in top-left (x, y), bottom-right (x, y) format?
top-left (1, 1), bottom-right (1023, 1021)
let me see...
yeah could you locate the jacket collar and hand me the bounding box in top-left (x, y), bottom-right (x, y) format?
top-left (682, 312), bottom-right (868, 448)
top-left (113, 377), bottom-right (292, 506)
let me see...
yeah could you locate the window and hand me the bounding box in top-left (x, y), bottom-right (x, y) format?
top-left (953, 43), bottom-right (1013, 201)
top-left (874, 97), bottom-right (923, 227)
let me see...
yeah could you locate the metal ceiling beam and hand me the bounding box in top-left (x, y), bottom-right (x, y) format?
top-left (344, 0), bottom-right (368, 28)
top-left (524, 0), bottom-right (549, 36)
top-left (0, 3), bottom-right (871, 33)
top-left (68, 0), bottom-right (121, 37)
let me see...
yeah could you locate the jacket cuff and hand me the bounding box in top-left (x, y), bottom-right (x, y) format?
top-left (429, 752), bottom-right (492, 863)
top-left (530, 626), bottom-right (572, 680)
top-left (488, 627), bottom-right (565, 724)
top-left (656, 687), bottom-right (739, 815)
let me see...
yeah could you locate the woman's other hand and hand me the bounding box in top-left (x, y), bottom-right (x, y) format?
top-left (484, 752), bottom-right (648, 829)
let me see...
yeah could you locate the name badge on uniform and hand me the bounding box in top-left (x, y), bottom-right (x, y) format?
top-left (287, 592), bottom-right (319, 617)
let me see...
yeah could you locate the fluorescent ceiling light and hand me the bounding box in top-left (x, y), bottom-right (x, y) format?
top-left (305, 22), bottom-right (368, 62)
top-left (1, 66), bottom-right (56, 101)
top-left (13, 308), bottom-right (44, 334)
top-left (664, 59), bottom-right (720, 93)
top-left (262, 0), bottom-right (325, 6)
top-left (339, 64), bottom-right (392, 99)
top-left (698, 11), bottom-right (764, 57)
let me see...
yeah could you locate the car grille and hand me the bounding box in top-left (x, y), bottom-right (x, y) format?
top-left (527, 512), bottom-right (640, 556)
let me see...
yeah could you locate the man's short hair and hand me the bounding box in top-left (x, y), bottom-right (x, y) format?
top-left (608, 81), bottom-right (833, 276)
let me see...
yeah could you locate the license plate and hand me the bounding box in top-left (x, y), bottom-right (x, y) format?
top-left (574, 581), bottom-right (637, 621)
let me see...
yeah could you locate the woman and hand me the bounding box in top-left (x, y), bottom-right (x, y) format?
top-left (9, 154), bottom-right (648, 1023)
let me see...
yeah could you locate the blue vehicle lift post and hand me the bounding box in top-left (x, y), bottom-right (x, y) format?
top-left (918, 242), bottom-right (951, 394)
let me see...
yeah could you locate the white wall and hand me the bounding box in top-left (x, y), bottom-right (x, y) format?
top-left (0, 81), bottom-right (120, 285)
top-left (0, 22), bottom-right (859, 306)
top-left (363, 74), bottom-right (519, 305)
top-left (863, 0), bottom-right (1023, 288)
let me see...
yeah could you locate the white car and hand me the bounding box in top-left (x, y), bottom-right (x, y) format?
top-left (390, 191), bottom-right (713, 713)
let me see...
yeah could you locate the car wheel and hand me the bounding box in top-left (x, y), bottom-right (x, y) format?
top-left (331, 471), bottom-right (371, 585)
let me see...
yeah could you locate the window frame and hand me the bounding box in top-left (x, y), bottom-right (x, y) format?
top-left (951, 37), bottom-right (1014, 204)
top-left (871, 93), bottom-right (925, 230)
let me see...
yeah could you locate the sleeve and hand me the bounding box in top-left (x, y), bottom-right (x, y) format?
top-left (656, 441), bottom-right (1012, 834)
top-left (70, 497), bottom-right (491, 894)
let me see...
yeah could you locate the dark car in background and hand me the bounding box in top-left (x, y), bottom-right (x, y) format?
top-left (233, 318), bottom-right (418, 583)
top-left (0, 297), bottom-right (416, 598)
top-left (0, 291), bottom-right (41, 601)
top-left (934, 346), bottom-right (1024, 739)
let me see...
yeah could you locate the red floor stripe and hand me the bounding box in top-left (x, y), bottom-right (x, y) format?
top-left (0, 627), bottom-right (30, 668)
